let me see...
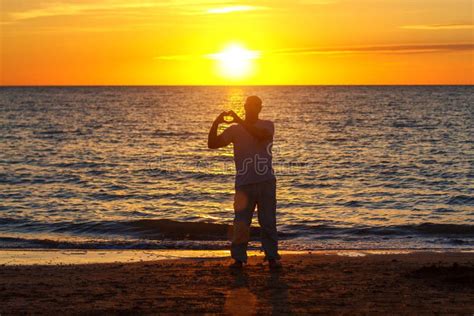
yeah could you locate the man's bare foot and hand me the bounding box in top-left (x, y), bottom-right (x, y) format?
top-left (229, 260), bottom-right (244, 270)
top-left (269, 259), bottom-right (282, 270)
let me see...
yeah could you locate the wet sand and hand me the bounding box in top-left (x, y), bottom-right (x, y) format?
top-left (1, 251), bottom-right (473, 314)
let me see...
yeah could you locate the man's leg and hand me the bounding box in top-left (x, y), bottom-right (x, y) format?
top-left (231, 184), bottom-right (256, 263)
top-left (256, 179), bottom-right (280, 261)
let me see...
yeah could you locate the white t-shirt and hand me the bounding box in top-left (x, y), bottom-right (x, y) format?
top-left (221, 119), bottom-right (276, 187)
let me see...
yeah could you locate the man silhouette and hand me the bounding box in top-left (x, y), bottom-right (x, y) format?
top-left (208, 96), bottom-right (281, 269)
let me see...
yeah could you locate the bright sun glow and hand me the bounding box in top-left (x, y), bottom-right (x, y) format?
top-left (208, 44), bottom-right (260, 80)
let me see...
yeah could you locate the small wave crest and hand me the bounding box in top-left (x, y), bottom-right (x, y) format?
top-left (0, 218), bottom-right (263, 241)
top-left (0, 235), bottom-right (231, 250)
top-left (447, 195), bottom-right (474, 206)
top-left (282, 222), bottom-right (474, 237)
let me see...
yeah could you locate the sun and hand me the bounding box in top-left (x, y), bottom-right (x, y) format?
top-left (209, 43), bottom-right (260, 80)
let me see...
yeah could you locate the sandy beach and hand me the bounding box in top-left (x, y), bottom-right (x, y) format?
top-left (0, 251), bottom-right (473, 314)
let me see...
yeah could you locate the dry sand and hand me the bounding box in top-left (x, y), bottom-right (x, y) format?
top-left (0, 251), bottom-right (473, 314)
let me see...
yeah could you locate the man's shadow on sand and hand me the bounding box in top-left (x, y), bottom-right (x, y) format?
top-left (224, 269), bottom-right (290, 315)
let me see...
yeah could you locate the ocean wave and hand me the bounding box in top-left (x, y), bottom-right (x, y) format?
top-left (52, 161), bottom-right (119, 169)
top-left (0, 236), bottom-right (229, 250)
top-left (447, 195), bottom-right (474, 206)
top-left (0, 218), bottom-right (263, 241)
top-left (153, 130), bottom-right (194, 137)
top-left (282, 222), bottom-right (474, 237)
top-left (0, 218), bottom-right (472, 250)
top-left (1, 217), bottom-right (472, 244)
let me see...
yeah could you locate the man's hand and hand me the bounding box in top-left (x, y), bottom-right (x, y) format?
top-left (227, 110), bottom-right (243, 124)
top-left (215, 111), bottom-right (242, 125)
top-left (214, 111), bottom-right (228, 124)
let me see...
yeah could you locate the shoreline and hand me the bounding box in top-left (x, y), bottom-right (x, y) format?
top-left (1, 248), bottom-right (473, 266)
top-left (1, 251), bottom-right (473, 314)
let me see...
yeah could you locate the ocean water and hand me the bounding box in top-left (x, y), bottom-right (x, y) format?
top-left (0, 86), bottom-right (473, 250)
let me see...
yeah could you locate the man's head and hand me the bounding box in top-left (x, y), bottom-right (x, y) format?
top-left (244, 96), bottom-right (262, 121)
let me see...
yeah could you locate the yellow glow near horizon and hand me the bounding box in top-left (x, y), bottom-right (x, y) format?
top-left (208, 44), bottom-right (260, 80)
top-left (0, 1), bottom-right (473, 85)
top-left (206, 6), bottom-right (261, 14)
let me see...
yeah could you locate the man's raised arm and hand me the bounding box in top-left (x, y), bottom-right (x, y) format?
top-left (228, 111), bottom-right (272, 142)
top-left (208, 112), bottom-right (232, 149)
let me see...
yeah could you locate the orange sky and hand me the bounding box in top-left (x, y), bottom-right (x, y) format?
top-left (0, 0), bottom-right (473, 85)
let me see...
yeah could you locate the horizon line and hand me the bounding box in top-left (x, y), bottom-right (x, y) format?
top-left (1, 84), bottom-right (473, 87)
